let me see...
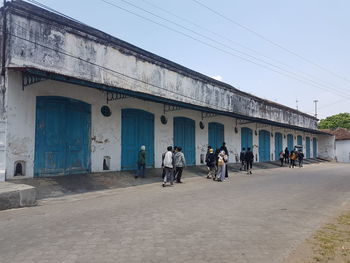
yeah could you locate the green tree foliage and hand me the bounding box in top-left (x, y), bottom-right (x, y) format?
top-left (318, 113), bottom-right (350, 129)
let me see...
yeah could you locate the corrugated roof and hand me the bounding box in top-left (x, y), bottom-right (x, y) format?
top-left (320, 128), bottom-right (350, 140)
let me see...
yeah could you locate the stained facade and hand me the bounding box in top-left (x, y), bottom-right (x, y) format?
top-left (0, 1), bottom-right (331, 181)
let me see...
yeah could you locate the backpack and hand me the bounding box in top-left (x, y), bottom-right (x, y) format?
top-left (218, 156), bottom-right (224, 166)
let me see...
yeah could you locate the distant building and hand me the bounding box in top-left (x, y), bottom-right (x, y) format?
top-left (321, 128), bottom-right (350, 163)
top-left (0, 1), bottom-right (332, 181)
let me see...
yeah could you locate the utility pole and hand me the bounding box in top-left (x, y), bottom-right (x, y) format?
top-left (296, 99), bottom-right (299, 111)
top-left (313, 100), bottom-right (318, 118)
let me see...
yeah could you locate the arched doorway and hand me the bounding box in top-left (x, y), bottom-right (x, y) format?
top-left (208, 122), bottom-right (224, 151)
top-left (275, 132), bottom-right (283, 161)
top-left (259, 130), bottom-right (270, 162)
top-left (174, 117), bottom-right (195, 165)
top-left (121, 109), bottom-right (154, 170)
top-left (34, 96), bottom-right (91, 176)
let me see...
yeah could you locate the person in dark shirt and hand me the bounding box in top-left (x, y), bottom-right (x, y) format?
top-left (298, 151), bottom-right (304, 167)
top-left (205, 148), bottom-right (216, 179)
top-left (239, 147), bottom-right (246, 171)
top-left (284, 147), bottom-right (290, 164)
top-left (245, 147), bottom-right (254, 174)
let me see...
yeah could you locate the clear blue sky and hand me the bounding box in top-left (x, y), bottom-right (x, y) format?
top-left (6, 0), bottom-right (350, 119)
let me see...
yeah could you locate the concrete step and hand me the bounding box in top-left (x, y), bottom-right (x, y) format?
top-left (0, 182), bottom-right (36, 210)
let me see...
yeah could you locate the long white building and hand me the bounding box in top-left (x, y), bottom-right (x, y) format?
top-left (0, 1), bottom-right (333, 181)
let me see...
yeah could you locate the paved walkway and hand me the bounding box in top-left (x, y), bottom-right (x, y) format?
top-left (0, 162), bottom-right (349, 263)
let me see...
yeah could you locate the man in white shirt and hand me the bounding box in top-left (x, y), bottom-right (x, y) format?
top-left (163, 146), bottom-right (174, 187)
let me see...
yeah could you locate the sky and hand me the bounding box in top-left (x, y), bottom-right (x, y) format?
top-left (4, 0), bottom-right (350, 119)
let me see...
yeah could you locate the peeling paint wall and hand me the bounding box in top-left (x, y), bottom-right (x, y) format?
top-left (0, 74), bottom-right (5, 181)
top-left (5, 70), bottom-right (322, 179)
top-left (318, 135), bottom-right (335, 160)
top-left (5, 10), bottom-right (318, 130)
top-left (335, 140), bottom-right (350, 163)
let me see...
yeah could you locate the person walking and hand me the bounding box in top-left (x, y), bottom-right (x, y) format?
top-left (289, 150), bottom-right (297, 168)
top-left (174, 147), bottom-right (186, 183)
top-left (279, 151), bottom-right (284, 167)
top-left (239, 147), bottom-right (246, 171)
top-left (245, 147), bottom-right (254, 174)
top-left (136, 145), bottom-right (146, 178)
top-left (298, 151), bottom-right (304, 167)
top-left (172, 146), bottom-right (178, 181)
top-left (220, 142), bottom-right (229, 178)
top-left (284, 147), bottom-right (290, 164)
top-left (162, 146), bottom-right (174, 187)
top-left (161, 151), bottom-right (166, 179)
top-left (216, 150), bottom-right (227, 182)
top-left (213, 148), bottom-right (221, 180)
top-left (205, 148), bottom-right (216, 179)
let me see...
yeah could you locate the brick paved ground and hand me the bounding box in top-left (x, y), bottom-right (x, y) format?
top-left (0, 162), bottom-right (350, 263)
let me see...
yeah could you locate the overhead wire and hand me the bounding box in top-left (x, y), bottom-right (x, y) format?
top-left (191, 0), bottom-right (350, 85)
top-left (25, 0), bottom-right (90, 27)
top-left (7, 26), bottom-right (235, 113)
top-left (19, 0), bottom-right (349, 115)
top-left (140, 0), bottom-right (350, 96)
top-left (99, 0), bottom-right (350, 99)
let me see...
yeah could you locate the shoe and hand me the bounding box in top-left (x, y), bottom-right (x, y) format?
top-left (250, 171), bottom-right (252, 174)
top-left (170, 182), bottom-right (174, 186)
top-left (135, 176), bottom-right (138, 179)
top-left (177, 181), bottom-right (183, 183)
top-left (162, 183), bottom-right (165, 187)
top-left (207, 176), bottom-right (210, 179)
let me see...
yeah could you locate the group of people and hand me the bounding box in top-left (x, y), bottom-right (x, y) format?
top-left (278, 147), bottom-right (305, 168)
top-left (205, 142), bottom-right (231, 182)
top-left (136, 143), bottom-right (306, 187)
top-left (136, 145), bottom-right (187, 187)
top-left (161, 146), bottom-right (186, 187)
top-left (238, 147), bottom-right (255, 174)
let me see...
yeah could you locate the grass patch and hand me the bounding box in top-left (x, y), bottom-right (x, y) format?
top-left (309, 211), bottom-right (350, 262)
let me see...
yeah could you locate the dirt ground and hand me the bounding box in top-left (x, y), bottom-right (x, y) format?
top-left (284, 209), bottom-right (350, 263)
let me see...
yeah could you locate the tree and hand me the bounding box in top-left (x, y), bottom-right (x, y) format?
top-left (318, 113), bottom-right (350, 130)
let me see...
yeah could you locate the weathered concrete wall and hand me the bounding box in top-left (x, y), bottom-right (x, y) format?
top-left (0, 74), bottom-right (5, 182)
top-left (335, 140), bottom-right (350, 163)
top-left (5, 70), bottom-right (319, 179)
top-left (318, 135), bottom-right (335, 160)
top-left (5, 5), bottom-right (318, 130)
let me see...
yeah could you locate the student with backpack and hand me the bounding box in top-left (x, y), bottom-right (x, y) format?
top-left (289, 151), bottom-right (297, 168)
top-left (239, 147), bottom-right (246, 171)
top-left (216, 150), bottom-right (228, 182)
top-left (174, 147), bottom-right (186, 183)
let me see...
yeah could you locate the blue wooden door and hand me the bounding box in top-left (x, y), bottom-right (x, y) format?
top-left (297, 135), bottom-right (302, 146)
top-left (287, 134), bottom-right (294, 152)
top-left (174, 117), bottom-right (195, 165)
top-left (313, 138), bottom-right (317, 158)
top-left (208, 122), bottom-right (224, 151)
top-left (274, 132), bottom-right (283, 160)
top-left (121, 109), bottom-right (154, 170)
top-left (34, 96), bottom-right (91, 176)
top-left (259, 130), bottom-right (270, 162)
top-left (241, 127), bottom-right (253, 151)
top-left (306, 137), bottom-right (311, 158)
